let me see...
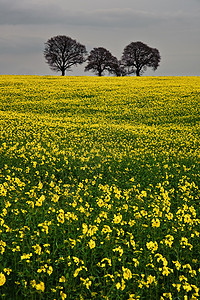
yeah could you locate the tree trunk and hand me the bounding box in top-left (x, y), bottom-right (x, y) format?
top-left (136, 69), bottom-right (140, 76)
top-left (61, 68), bottom-right (65, 76)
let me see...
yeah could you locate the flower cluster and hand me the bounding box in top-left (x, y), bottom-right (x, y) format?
top-left (0, 75), bottom-right (200, 299)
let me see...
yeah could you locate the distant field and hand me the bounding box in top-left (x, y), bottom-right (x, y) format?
top-left (0, 75), bottom-right (200, 299)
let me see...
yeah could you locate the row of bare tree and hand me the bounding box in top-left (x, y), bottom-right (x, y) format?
top-left (44, 35), bottom-right (161, 76)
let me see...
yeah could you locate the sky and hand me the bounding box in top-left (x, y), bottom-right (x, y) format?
top-left (0, 0), bottom-right (200, 76)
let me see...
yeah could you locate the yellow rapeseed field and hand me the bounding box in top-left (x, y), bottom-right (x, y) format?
top-left (0, 75), bottom-right (200, 299)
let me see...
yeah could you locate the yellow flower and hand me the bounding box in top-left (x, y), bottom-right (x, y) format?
top-left (0, 273), bottom-right (6, 286)
top-left (116, 282), bottom-right (121, 289)
top-left (30, 279), bottom-right (36, 288)
top-left (121, 279), bottom-right (126, 291)
top-left (113, 246), bottom-right (124, 256)
top-left (128, 219), bottom-right (136, 227)
top-left (113, 214), bottom-right (122, 224)
top-left (32, 244), bottom-right (42, 255)
top-left (22, 280), bottom-right (27, 288)
top-left (0, 184), bottom-right (7, 196)
top-left (184, 214), bottom-right (193, 224)
top-left (35, 281), bottom-right (45, 292)
top-left (91, 292), bottom-right (98, 297)
top-left (38, 221), bottom-right (51, 234)
top-left (87, 225), bottom-right (98, 236)
top-left (59, 276), bottom-right (66, 283)
top-left (164, 235), bottom-right (174, 247)
top-left (159, 266), bottom-right (173, 276)
top-left (82, 223), bottom-right (88, 235)
top-left (3, 268), bottom-right (12, 275)
top-left (69, 238), bottom-right (76, 248)
top-left (101, 225), bottom-right (112, 234)
top-left (60, 291), bottom-right (67, 300)
top-left (47, 266), bottom-right (53, 275)
top-left (38, 181), bottom-right (43, 189)
top-left (179, 275), bottom-right (188, 282)
top-left (146, 241), bottom-right (158, 253)
top-left (172, 283), bottom-right (181, 292)
top-left (180, 237), bottom-right (193, 250)
top-left (99, 211), bottom-right (108, 219)
top-left (80, 277), bottom-right (92, 289)
top-left (146, 275), bottom-right (156, 285)
top-left (141, 190), bottom-right (147, 197)
top-left (21, 253), bottom-right (33, 261)
top-left (172, 260), bottom-right (181, 270)
top-left (35, 195), bottom-right (45, 206)
top-left (156, 254), bottom-right (168, 266)
top-left (37, 266), bottom-right (46, 273)
top-left (96, 198), bottom-right (104, 208)
top-left (151, 218), bottom-right (160, 227)
top-left (73, 266), bottom-right (87, 277)
top-left (191, 284), bottom-right (199, 296)
top-left (51, 194), bottom-right (60, 202)
top-left (57, 209), bottom-right (65, 224)
top-left (165, 212), bottom-right (173, 220)
top-left (132, 258), bottom-right (139, 267)
top-left (88, 239), bottom-right (96, 249)
top-left (128, 294), bottom-right (140, 300)
top-left (162, 293), bottom-right (172, 299)
top-left (72, 256), bottom-right (80, 265)
top-left (182, 282), bottom-right (192, 292)
top-left (122, 267), bottom-right (132, 280)
top-left (98, 258), bottom-right (112, 267)
top-left (0, 240), bottom-right (6, 255)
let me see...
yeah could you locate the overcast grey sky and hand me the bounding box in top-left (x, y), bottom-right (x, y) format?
top-left (0, 0), bottom-right (199, 76)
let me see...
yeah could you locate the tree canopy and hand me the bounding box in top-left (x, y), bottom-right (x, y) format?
top-left (121, 41), bottom-right (161, 76)
top-left (85, 47), bottom-right (119, 76)
top-left (44, 36), bottom-right (161, 76)
top-left (44, 35), bottom-right (87, 76)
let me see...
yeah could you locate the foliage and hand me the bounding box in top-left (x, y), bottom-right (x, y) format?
top-left (0, 75), bottom-right (200, 300)
top-left (44, 35), bottom-right (87, 76)
top-left (122, 41), bottom-right (161, 76)
top-left (85, 47), bottom-right (119, 76)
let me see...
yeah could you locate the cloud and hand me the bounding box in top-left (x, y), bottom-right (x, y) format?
top-left (0, 34), bottom-right (43, 55)
top-left (1, 0), bottom-right (198, 29)
top-left (0, 1), bottom-right (63, 25)
top-left (75, 8), bottom-right (165, 28)
top-left (0, 0), bottom-right (199, 76)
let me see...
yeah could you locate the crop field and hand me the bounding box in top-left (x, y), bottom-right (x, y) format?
top-left (0, 75), bottom-right (200, 300)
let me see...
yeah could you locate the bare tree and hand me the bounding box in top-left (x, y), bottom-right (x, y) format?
top-left (44, 35), bottom-right (87, 76)
top-left (121, 41), bottom-right (161, 76)
top-left (85, 47), bottom-right (119, 76)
